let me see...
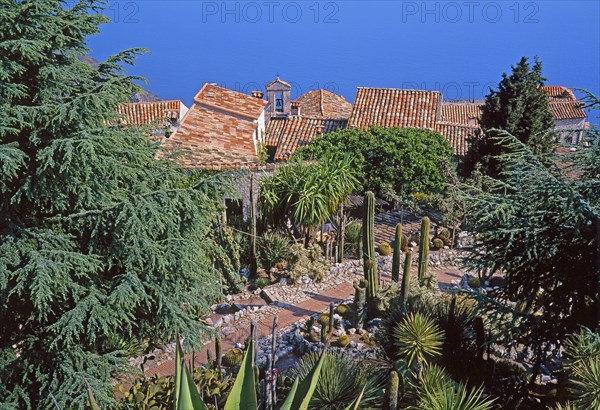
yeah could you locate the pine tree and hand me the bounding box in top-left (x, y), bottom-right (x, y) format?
top-left (463, 95), bottom-right (599, 377)
top-left (461, 56), bottom-right (555, 178)
top-left (0, 1), bottom-right (224, 407)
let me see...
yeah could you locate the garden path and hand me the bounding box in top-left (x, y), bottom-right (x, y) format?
top-left (139, 209), bottom-right (465, 378)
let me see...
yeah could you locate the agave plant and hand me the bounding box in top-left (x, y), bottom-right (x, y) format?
top-left (288, 350), bottom-right (385, 410)
top-left (257, 231), bottom-right (291, 274)
top-left (393, 312), bottom-right (444, 368)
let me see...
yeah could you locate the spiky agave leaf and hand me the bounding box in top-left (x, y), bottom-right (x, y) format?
top-left (393, 312), bottom-right (444, 368)
top-left (224, 338), bottom-right (257, 409)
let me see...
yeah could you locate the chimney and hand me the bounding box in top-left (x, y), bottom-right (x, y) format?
top-left (251, 90), bottom-right (264, 99)
top-left (291, 101), bottom-right (300, 116)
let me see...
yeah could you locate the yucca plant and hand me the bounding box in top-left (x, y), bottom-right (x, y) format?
top-left (288, 350), bottom-right (385, 410)
top-left (569, 357), bottom-right (600, 410)
top-left (562, 327), bottom-right (600, 409)
top-left (412, 383), bottom-right (495, 410)
top-left (393, 312), bottom-right (444, 368)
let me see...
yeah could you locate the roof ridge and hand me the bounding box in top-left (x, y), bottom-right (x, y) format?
top-left (356, 87), bottom-right (441, 94)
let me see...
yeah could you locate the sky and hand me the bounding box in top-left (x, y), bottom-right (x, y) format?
top-left (88, 0), bottom-right (600, 123)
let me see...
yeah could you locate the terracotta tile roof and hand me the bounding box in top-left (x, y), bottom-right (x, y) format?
top-left (193, 83), bottom-right (267, 120)
top-left (435, 122), bottom-right (479, 156)
top-left (440, 102), bottom-right (483, 126)
top-left (542, 85), bottom-right (576, 101)
top-left (349, 88), bottom-right (441, 130)
top-left (266, 77), bottom-right (292, 89)
top-left (270, 116), bottom-right (347, 161)
top-left (117, 100), bottom-right (182, 125)
top-left (160, 84), bottom-right (267, 169)
top-left (293, 89), bottom-right (353, 119)
top-left (265, 117), bottom-right (287, 147)
top-left (549, 101), bottom-right (587, 120)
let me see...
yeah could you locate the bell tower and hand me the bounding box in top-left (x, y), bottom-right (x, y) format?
top-left (265, 76), bottom-right (291, 119)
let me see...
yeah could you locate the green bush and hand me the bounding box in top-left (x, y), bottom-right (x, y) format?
top-left (222, 348), bottom-right (243, 368)
top-left (254, 277), bottom-right (271, 289)
top-left (257, 231), bottom-right (290, 273)
top-left (377, 242), bottom-right (393, 256)
top-left (468, 277), bottom-right (481, 288)
top-left (432, 238), bottom-right (444, 250)
top-left (337, 335), bottom-right (351, 348)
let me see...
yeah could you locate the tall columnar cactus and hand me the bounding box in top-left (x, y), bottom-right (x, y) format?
top-left (215, 332), bottom-right (222, 369)
top-left (362, 191), bottom-right (378, 314)
top-left (400, 251), bottom-right (412, 309)
top-left (383, 370), bottom-right (399, 410)
top-left (249, 174), bottom-right (258, 277)
top-left (337, 203), bottom-right (345, 263)
top-left (391, 224), bottom-right (402, 282)
top-left (418, 216), bottom-right (430, 285)
top-left (353, 279), bottom-right (366, 330)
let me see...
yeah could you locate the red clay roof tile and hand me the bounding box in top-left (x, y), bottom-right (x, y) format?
top-left (349, 88), bottom-right (442, 130)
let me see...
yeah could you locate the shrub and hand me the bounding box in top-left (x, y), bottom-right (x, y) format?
top-left (393, 312), bottom-right (444, 367)
top-left (254, 277), bottom-right (271, 289)
top-left (432, 238), bottom-right (444, 250)
top-left (335, 304), bottom-right (349, 316)
top-left (377, 242), bottom-right (393, 256)
top-left (286, 243), bottom-right (330, 283)
top-left (337, 335), bottom-right (350, 348)
top-left (257, 231), bottom-right (290, 273)
top-left (468, 277), bottom-right (481, 288)
top-left (222, 348), bottom-right (243, 368)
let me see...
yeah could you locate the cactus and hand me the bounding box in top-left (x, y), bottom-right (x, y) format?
top-left (418, 217), bottom-right (430, 285)
top-left (362, 191), bottom-right (379, 315)
top-left (337, 203), bottom-right (345, 263)
top-left (329, 303), bottom-right (335, 333)
top-left (400, 251), bottom-right (412, 308)
top-left (249, 174), bottom-right (258, 277)
top-left (215, 332), bottom-right (222, 369)
top-left (391, 224), bottom-right (402, 282)
top-left (383, 370), bottom-right (399, 410)
top-left (353, 279), bottom-right (366, 330)
top-left (320, 323), bottom-right (327, 343)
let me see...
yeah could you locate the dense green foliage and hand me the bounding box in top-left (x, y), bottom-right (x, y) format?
top-left (462, 99), bottom-right (600, 394)
top-left (0, 1), bottom-right (224, 407)
top-left (297, 126), bottom-right (453, 198)
top-left (461, 56), bottom-right (556, 177)
top-left (260, 155), bottom-right (359, 243)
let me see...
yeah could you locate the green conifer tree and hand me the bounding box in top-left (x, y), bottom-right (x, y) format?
top-left (0, 1), bottom-right (224, 407)
top-left (461, 56), bottom-right (556, 178)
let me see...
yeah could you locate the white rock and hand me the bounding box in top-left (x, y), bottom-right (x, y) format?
top-left (347, 328), bottom-right (356, 335)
